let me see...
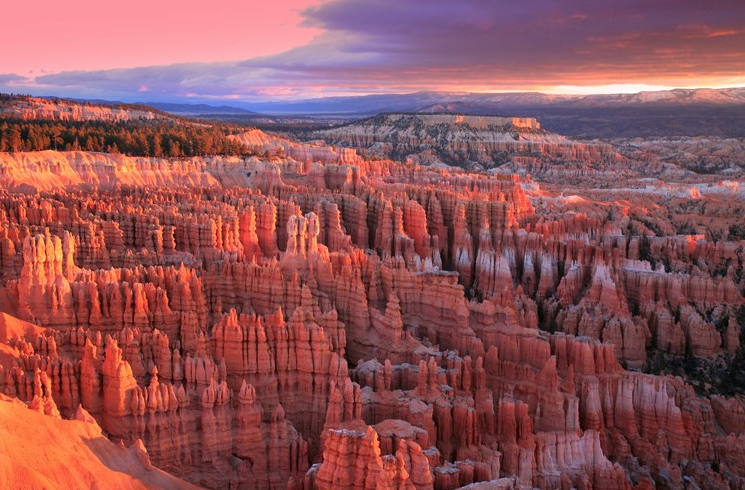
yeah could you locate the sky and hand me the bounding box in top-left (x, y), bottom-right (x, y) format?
top-left (1, 0), bottom-right (744, 102)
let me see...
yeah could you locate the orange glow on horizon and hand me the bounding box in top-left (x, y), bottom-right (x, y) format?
top-left (1, 0), bottom-right (743, 100)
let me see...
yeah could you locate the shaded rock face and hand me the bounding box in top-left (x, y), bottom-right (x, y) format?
top-left (0, 145), bottom-right (743, 490)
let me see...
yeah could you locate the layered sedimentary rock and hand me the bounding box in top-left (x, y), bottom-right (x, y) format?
top-left (0, 140), bottom-right (743, 490)
top-left (311, 113), bottom-right (620, 172)
top-left (0, 95), bottom-right (162, 122)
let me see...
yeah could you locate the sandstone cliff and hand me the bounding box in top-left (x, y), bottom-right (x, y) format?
top-left (0, 145), bottom-right (743, 490)
top-left (310, 113), bottom-right (620, 172)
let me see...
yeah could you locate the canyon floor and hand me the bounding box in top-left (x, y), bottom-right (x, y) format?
top-left (0, 96), bottom-right (744, 490)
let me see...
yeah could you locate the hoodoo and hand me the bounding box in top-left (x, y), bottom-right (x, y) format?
top-left (1, 93), bottom-right (744, 490)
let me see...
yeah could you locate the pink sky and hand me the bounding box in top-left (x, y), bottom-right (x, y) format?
top-left (2, 0), bottom-right (326, 74)
top-left (1, 0), bottom-right (744, 100)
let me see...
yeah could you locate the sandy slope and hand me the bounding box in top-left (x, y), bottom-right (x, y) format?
top-left (0, 311), bottom-right (201, 489)
top-left (0, 392), bottom-right (201, 489)
top-left (0, 311), bottom-right (45, 366)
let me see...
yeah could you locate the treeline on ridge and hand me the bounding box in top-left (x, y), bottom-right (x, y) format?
top-left (0, 93), bottom-right (173, 117)
top-left (0, 118), bottom-right (252, 157)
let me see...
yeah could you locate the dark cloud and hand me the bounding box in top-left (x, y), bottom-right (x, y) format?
top-left (0, 73), bottom-right (31, 85)
top-left (295, 0), bottom-right (745, 80)
top-left (2, 0), bottom-right (744, 100)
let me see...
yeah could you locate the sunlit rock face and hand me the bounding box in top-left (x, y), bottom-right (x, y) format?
top-left (309, 113), bottom-right (621, 172)
top-left (0, 118), bottom-right (744, 490)
top-left (0, 95), bottom-right (164, 122)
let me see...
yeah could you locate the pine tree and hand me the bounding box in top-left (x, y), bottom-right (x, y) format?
top-left (152, 136), bottom-right (163, 157)
top-left (51, 125), bottom-right (63, 150)
top-left (8, 127), bottom-right (22, 152)
top-left (169, 140), bottom-right (181, 158)
top-left (0, 123), bottom-right (7, 151)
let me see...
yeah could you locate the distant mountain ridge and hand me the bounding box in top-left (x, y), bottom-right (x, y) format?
top-left (240, 87), bottom-right (745, 138)
top-left (9, 87), bottom-right (745, 138)
top-left (146, 102), bottom-right (260, 116)
top-left (16, 86), bottom-right (745, 116)
top-left (239, 87), bottom-right (745, 115)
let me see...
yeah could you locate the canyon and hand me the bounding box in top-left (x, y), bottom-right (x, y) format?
top-left (0, 97), bottom-right (744, 490)
top-left (309, 113), bottom-right (620, 172)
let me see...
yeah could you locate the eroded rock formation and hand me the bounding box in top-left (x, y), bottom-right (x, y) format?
top-left (0, 138), bottom-right (743, 490)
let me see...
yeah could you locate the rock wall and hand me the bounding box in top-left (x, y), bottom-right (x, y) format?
top-left (311, 113), bottom-right (620, 171)
top-left (0, 148), bottom-right (743, 490)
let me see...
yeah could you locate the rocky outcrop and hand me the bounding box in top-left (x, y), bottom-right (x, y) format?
top-left (0, 143), bottom-right (743, 490)
top-left (0, 95), bottom-right (162, 122)
top-left (312, 113), bottom-right (620, 171)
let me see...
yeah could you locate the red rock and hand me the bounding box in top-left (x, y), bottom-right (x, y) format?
top-left (0, 143), bottom-right (742, 490)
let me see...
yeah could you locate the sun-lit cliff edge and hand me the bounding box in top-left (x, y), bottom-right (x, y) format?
top-left (311, 112), bottom-right (619, 170)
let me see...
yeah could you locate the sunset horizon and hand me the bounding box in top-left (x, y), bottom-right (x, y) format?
top-left (2, 0), bottom-right (744, 103)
